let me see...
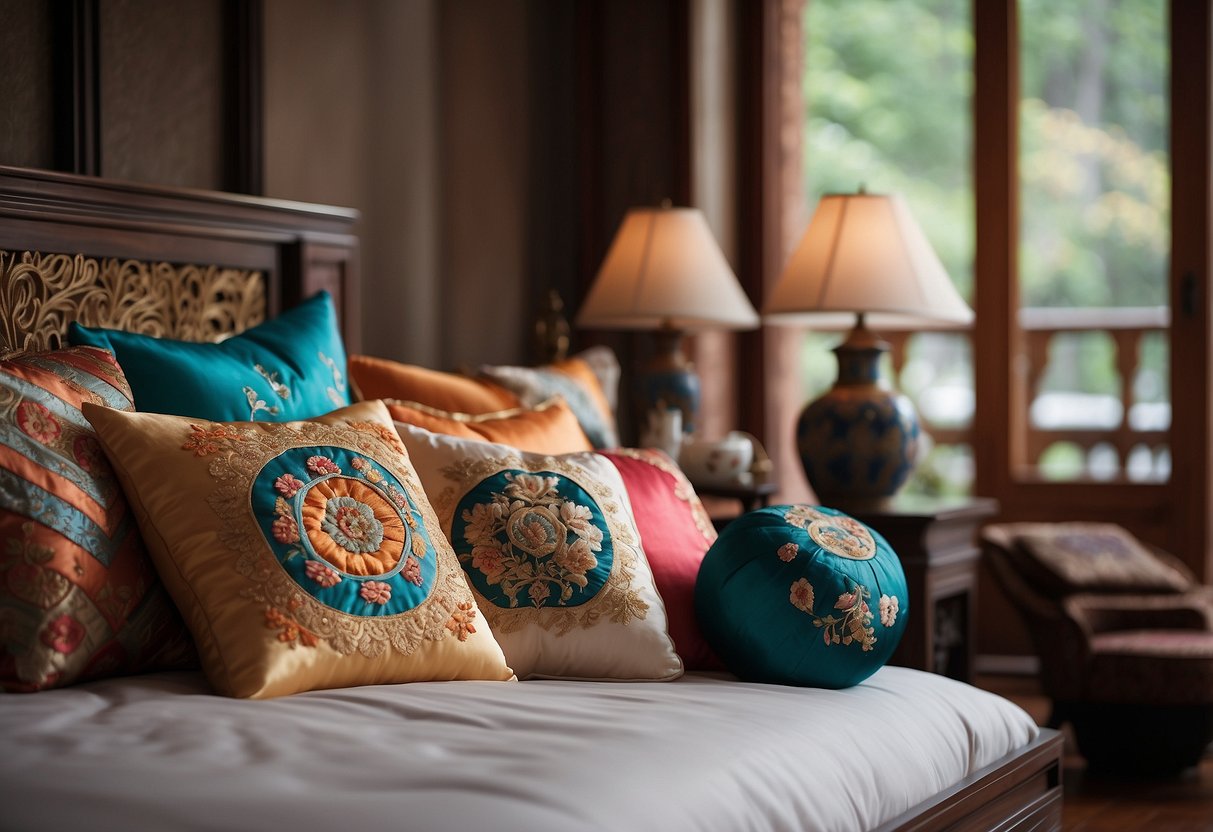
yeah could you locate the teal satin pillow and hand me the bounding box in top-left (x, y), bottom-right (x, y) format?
top-left (69, 291), bottom-right (350, 422)
top-left (695, 505), bottom-right (908, 688)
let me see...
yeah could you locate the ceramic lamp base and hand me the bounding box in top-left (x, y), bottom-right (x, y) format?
top-left (638, 328), bottom-right (699, 434)
top-left (797, 315), bottom-right (920, 510)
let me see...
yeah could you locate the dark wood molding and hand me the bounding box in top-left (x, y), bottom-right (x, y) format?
top-left (670, 0), bottom-right (692, 207)
top-left (225, 0), bottom-right (264, 195)
top-left (51, 0), bottom-right (101, 176)
top-left (1169, 0), bottom-right (1213, 580)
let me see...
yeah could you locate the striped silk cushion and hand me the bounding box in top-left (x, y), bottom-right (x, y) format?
top-left (0, 346), bottom-right (194, 691)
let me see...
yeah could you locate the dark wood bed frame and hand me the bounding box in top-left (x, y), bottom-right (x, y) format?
top-left (0, 165), bottom-right (1063, 831)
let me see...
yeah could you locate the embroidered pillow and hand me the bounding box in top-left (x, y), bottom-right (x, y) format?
top-left (395, 422), bottom-right (682, 681)
top-left (479, 347), bottom-right (620, 448)
top-left (600, 449), bottom-right (721, 670)
top-left (386, 397), bottom-right (592, 456)
top-left (83, 400), bottom-right (514, 698)
top-left (696, 505), bottom-right (908, 689)
top-left (0, 347), bottom-right (195, 692)
top-left (69, 291), bottom-right (350, 422)
top-left (1013, 523), bottom-right (1191, 598)
top-left (349, 355), bottom-right (519, 414)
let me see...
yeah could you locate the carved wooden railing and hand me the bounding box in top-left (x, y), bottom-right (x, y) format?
top-left (886, 305), bottom-right (1169, 482)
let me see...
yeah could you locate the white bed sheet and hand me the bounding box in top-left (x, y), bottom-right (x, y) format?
top-left (0, 666), bottom-right (1037, 832)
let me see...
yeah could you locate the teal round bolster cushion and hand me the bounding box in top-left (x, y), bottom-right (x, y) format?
top-left (695, 505), bottom-right (909, 688)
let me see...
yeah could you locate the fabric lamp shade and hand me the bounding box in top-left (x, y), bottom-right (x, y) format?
top-left (764, 193), bottom-right (973, 330)
top-left (577, 206), bottom-right (759, 331)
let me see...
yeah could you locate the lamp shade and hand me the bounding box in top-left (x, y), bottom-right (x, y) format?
top-left (764, 193), bottom-right (973, 330)
top-left (577, 206), bottom-right (759, 331)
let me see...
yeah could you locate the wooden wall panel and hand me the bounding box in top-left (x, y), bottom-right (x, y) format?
top-left (99, 0), bottom-right (227, 189)
top-left (0, 1), bottom-right (55, 170)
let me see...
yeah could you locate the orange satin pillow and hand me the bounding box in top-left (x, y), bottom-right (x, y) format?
top-left (349, 355), bottom-right (519, 414)
top-left (385, 398), bottom-right (592, 456)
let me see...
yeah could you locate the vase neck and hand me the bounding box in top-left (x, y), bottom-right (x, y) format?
top-left (832, 313), bottom-right (891, 387)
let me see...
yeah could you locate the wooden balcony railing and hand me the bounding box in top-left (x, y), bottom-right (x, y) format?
top-left (885, 306), bottom-right (1169, 481)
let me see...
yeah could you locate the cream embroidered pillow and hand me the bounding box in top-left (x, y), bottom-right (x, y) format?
top-left (83, 400), bottom-right (514, 698)
top-left (395, 422), bottom-right (683, 681)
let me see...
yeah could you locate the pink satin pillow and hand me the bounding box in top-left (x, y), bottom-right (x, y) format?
top-left (601, 449), bottom-right (722, 670)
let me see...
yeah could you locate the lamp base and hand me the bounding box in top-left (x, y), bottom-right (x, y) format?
top-left (796, 315), bottom-right (920, 510)
top-left (638, 328), bottom-right (699, 435)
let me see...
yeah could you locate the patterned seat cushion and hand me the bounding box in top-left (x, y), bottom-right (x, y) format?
top-left (1013, 523), bottom-right (1191, 598)
top-left (0, 346), bottom-right (194, 691)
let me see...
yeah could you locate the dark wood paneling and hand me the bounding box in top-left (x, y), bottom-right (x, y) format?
top-left (0, 0), bottom-right (56, 170)
top-left (224, 0), bottom-right (264, 195)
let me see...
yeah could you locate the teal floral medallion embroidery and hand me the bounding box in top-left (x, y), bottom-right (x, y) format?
top-left (451, 470), bottom-right (614, 609)
top-left (251, 445), bottom-right (438, 616)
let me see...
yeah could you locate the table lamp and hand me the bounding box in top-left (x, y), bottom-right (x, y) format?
top-left (763, 191), bottom-right (973, 509)
top-left (576, 203), bottom-right (759, 435)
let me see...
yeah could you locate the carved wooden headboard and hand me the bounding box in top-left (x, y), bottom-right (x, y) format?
top-left (0, 166), bottom-right (360, 355)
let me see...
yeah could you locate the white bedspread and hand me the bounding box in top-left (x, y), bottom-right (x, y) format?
top-left (0, 666), bottom-right (1036, 832)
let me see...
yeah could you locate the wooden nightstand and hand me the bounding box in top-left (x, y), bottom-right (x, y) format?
top-left (848, 496), bottom-right (998, 683)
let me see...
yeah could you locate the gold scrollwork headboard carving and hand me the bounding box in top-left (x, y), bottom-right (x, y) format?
top-left (0, 250), bottom-right (266, 354)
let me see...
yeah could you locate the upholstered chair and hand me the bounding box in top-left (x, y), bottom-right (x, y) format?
top-left (982, 522), bottom-right (1213, 775)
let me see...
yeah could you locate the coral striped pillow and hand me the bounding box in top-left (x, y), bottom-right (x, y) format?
top-left (0, 346), bottom-right (194, 691)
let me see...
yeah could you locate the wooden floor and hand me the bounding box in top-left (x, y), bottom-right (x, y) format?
top-left (977, 674), bottom-right (1213, 831)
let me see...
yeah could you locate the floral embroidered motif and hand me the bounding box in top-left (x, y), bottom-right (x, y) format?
top-left (182, 424), bottom-right (236, 457)
top-left (307, 455), bottom-right (341, 476)
top-left (800, 582), bottom-right (877, 651)
top-left (304, 559), bottom-right (342, 587)
top-left (72, 435), bottom-right (105, 473)
top-left (184, 421), bottom-right (475, 658)
top-left (778, 542), bottom-right (800, 562)
top-left (254, 363), bottom-right (292, 400)
top-left (402, 556), bottom-right (423, 586)
top-left (879, 594), bottom-right (900, 628)
top-left (360, 581), bottom-right (392, 605)
top-left (272, 515), bottom-right (300, 544)
top-left (275, 474), bottom-right (305, 498)
top-left (16, 401), bottom-right (61, 443)
top-left (441, 454), bottom-right (649, 636)
top-left (322, 496), bottom-right (385, 554)
top-left (445, 601), bottom-right (478, 641)
top-left (319, 351), bottom-right (347, 408)
top-left (459, 472), bottom-right (604, 609)
top-left (789, 577), bottom-right (815, 612)
top-left (265, 600), bottom-right (319, 648)
top-left (243, 386), bottom-right (281, 420)
top-left (786, 506), bottom-right (876, 561)
top-left (40, 614), bottom-right (85, 654)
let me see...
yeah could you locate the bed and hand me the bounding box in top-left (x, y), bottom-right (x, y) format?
top-left (0, 165), bottom-right (1062, 831)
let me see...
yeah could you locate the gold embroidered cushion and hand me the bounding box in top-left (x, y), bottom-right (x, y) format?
top-left (83, 400), bottom-right (514, 698)
top-left (395, 422), bottom-right (683, 681)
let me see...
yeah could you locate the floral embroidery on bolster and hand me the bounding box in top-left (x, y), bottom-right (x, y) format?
top-left (304, 559), bottom-right (342, 588)
top-left (879, 594), bottom-right (899, 628)
top-left (778, 542), bottom-right (799, 562)
top-left (794, 581), bottom-right (878, 652)
top-left (445, 601), bottom-right (477, 641)
top-left (360, 581), bottom-right (392, 605)
top-left (789, 577), bottom-right (815, 612)
top-left (265, 601), bottom-right (319, 648)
